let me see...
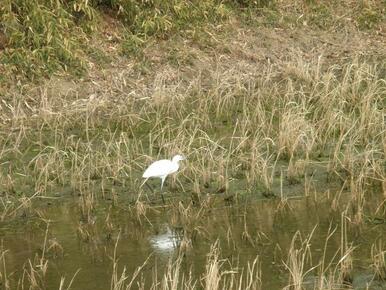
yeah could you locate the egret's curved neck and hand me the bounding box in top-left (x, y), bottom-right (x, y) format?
top-left (171, 157), bottom-right (179, 164)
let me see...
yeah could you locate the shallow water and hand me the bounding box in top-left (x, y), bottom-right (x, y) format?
top-left (1, 190), bottom-right (385, 289)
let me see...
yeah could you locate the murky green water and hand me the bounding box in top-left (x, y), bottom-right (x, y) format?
top-left (1, 191), bottom-right (385, 289)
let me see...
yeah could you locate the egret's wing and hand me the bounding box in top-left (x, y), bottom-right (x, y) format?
top-left (142, 160), bottom-right (173, 178)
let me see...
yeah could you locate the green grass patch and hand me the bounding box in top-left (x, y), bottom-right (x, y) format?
top-left (0, 0), bottom-right (90, 80)
top-left (0, 0), bottom-right (384, 83)
top-left (0, 0), bottom-right (235, 82)
top-left (357, 7), bottom-right (384, 30)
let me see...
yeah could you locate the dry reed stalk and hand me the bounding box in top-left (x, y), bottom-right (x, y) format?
top-left (282, 226), bottom-right (317, 290)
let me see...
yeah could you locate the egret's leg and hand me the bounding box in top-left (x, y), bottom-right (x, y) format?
top-left (160, 176), bottom-right (166, 204)
top-left (140, 178), bottom-right (149, 188)
top-left (141, 178), bottom-right (155, 194)
top-left (160, 176), bottom-right (166, 191)
top-left (145, 182), bottom-right (154, 193)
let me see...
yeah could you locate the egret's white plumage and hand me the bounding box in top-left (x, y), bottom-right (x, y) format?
top-left (142, 155), bottom-right (185, 190)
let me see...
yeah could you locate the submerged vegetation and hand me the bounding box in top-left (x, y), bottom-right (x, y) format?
top-left (0, 0), bottom-right (385, 289)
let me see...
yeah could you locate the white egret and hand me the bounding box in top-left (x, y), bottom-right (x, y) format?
top-left (142, 155), bottom-right (186, 196)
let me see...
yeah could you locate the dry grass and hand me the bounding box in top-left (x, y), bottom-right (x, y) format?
top-left (371, 239), bottom-right (386, 281)
top-left (1, 53), bottom-right (384, 207)
top-left (282, 227), bottom-right (317, 290)
top-left (106, 235), bottom-right (262, 290)
top-left (0, 244), bottom-right (10, 290)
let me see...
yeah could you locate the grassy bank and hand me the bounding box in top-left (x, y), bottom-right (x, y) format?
top-left (0, 0), bottom-right (250, 81)
top-left (1, 0), bottom-right (385, 82)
